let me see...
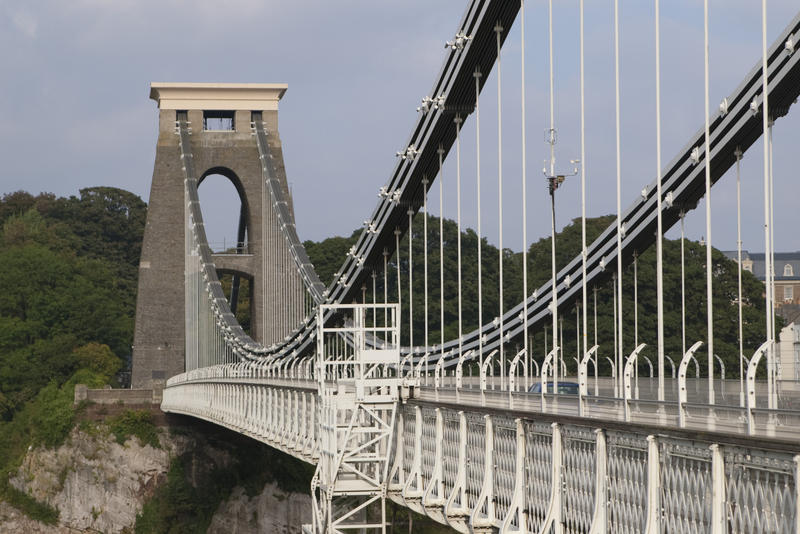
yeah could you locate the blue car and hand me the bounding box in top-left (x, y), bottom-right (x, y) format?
top-left (528, 381), bottom-right (579, 395)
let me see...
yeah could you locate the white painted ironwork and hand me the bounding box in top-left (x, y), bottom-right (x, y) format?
top-left (623, 343), bottom-right (647, 421)
top-left (679, 341), bottom-right (705, 428)
top-left (158, 4), bottom-right (800, 533)
top-left (309, 303), bottom-right (400, 534)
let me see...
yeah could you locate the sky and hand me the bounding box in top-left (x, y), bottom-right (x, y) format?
top-left (1, 0), bottom-right (798, 255)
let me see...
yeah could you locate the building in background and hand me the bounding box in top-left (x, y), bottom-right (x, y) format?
top-left (724, 250), bottom-right (800, 381)
top-left (778, 323), bottom-right (800, 382)
top-left (722, 251), bottom-right (800, 311)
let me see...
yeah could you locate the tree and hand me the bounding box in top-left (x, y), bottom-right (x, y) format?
top-left (0, 188), bottom-right (146, 419)
top-left (305, 215), bottom-right (770, 377)
top-left (72, 342), bottom-right (122, 378)
top-left (303, 230), bottom-right (362, 288)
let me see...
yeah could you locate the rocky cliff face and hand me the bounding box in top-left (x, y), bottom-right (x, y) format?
top-left (0, 501), bottom-right (69, 534)
top-left (208, 483), bottom-right (310, 534)
top-left (10, 427), bottom-right (171, 532)
top-left (2, 417), bottom-right (311, 533)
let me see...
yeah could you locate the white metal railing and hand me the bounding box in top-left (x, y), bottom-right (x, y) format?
top-left (163, 361), bottom-right (800, 533)
top-left (386, 401), bottom-right (800, 533)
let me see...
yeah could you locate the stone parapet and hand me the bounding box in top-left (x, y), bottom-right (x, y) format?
top-left (74, 386), bottom-right (162, 405)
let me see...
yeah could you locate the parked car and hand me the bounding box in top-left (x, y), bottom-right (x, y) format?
top-left (527, 381), bottom-right (580, 395)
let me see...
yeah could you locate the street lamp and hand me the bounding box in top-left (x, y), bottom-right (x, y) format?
top-left (544, 159), bottom-right (579, 396)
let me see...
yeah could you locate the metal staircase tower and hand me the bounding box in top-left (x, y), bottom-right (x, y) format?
top-left (307, 303), bottom-right (401, 534)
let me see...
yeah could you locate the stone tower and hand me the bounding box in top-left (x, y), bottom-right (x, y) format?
top-left (132, 83), bottom-right (304, 389)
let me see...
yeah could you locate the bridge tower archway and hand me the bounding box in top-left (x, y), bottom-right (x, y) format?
top-left (131, 83), bottom-right (305, 389)
top-left (197, 167), bottom-right (251, 253)
top-left (197, 167), bottom-right (255, 328)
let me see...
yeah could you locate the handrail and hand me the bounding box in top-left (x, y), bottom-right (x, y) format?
top-left (578, 345), bottom-right (599, 417)
top-left (579, 345), bottom-right (599, 397)
top-left (508, 348), bottom-right (527, 393)
top-left (678, 341), bottom-right (705, 428)
top-left (400, 352), bottom-right (414, 380)
top-left (540, 347), bottom-right (559, 400)
top-left (414, 352), bottom-right (429, 382)
top-left (455, 349), bottom-right (475, 390)
top-left (480, 349), bottom-right (499, 392)
top-left (746, 341), bottom-right (772, 435)
top-left (435, 352), bottom-right (448, 389)
top-left (623, 344), bottom-right (647, 421)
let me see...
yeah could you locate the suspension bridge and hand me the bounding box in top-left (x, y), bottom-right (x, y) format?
top-left (130, 1), bottom-right (800, 532)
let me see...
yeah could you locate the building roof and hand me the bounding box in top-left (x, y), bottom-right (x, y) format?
top-left (149, 83), bottom-right (288, 111)
top-left (722, 250), bottom-right (800, 281)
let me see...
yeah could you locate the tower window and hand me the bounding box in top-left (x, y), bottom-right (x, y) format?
top-left (203, 110), bottom-right (235, 131)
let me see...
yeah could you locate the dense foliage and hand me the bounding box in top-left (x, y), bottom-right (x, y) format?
top-left (108, 409), bottom-right (161, 449)
top-left (0, 188), bottom-right (145, 519)
top-left (0, 184), bottom-right (773, 530)
top-left (0, 187), bottom-right (144, 419)
top-left (0, 368), bottom-right (114, 522)
top-left (218, 274), bottom-right (251, 335)
top-left (305, 214), bottom-right (771, 377)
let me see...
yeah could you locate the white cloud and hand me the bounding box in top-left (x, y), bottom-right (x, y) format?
top-left (1, 0), bottom-right (799, 250)
top-left (11, 9), bottom-right (37, 38)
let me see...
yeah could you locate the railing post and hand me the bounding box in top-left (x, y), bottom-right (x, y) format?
top-left (710, 444), bottom-right (726, 534)
top-left (415, 352), bottom-right (429, 386)
top-left (269, 388), bottom-right (275, 442)
top-left (261, 388), bottom-right (269, 442)
top-left (299, 391), bottom-right (307, 455)
top-left (470, 414), bottom-right (495, 530)
top-left (679, 341), bottom-right (704, 428)
top-left (588, 429), bottom-right (607, 534)
top-left (244, 385), bottom-right (251, 432)
top-left (283, 388), bottom-right (290, 444)
top-left (423, 409), bottom-right (445, 511)
top-left (509, 348), bottom-right (526, 394)
top-left (579, 345), bottom-right (599, 417)
top-left (402, 406), bottom-right (424, 499)
top-left (388, 410), bottom-right (405, 492)
top-left (435, 354), bottom-right (445, 389)
top-left (444, 411), bottom-right (468, 527)
top-left (245, 385), bottom-right (252, 432)
top-left (747, 341), bottom-right (771, 435)
top-left (292, 390), bottom-right (300, 450)
top-left (541, 347), bottom-right (558, 410)
top-left (539, 422), bottom-right (563, 534)
top-left (236, 384), bottom-right (242, 430)
top-left (456, 349), bottom-right (474, 390)
top-left (643, 435), bottom-right (660, 534)
top-left (501, 418), bottom-right (526, 532)
top-left (623, 344), bottom-right (646, 422)
top-left (480, 349), bottom-right (498, 392)
top-left (269, 388), bottom-right (277, 442)
top-left (401, 352), bottom-right (414, 381)
top-left (278, 389), bottom-right (285, 446)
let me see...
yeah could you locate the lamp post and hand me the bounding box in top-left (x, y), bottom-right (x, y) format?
top-left (545, 160), bottom-right (578, 396)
